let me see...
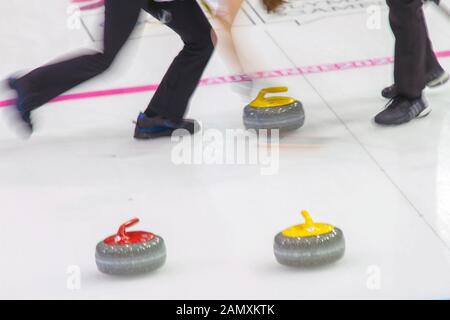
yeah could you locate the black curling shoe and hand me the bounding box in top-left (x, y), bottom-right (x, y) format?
top-left (381, 69), bottom-right (449, 99)
top-left (426, 68), bottom-right (450, 88)
top-left (381, 84), bottom-right (398, 100)
top-left (374, 96), bottom-right (430, 126)
top-left (134, 112), bottom-right (200, 139)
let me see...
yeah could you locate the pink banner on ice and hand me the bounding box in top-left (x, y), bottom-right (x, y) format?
top-left (71, 0), bottom-right (105, 11)
top-left (1, 50), bottom-right (449, 109)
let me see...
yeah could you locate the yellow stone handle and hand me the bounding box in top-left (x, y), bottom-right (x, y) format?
top-left (301, 210), bottom-right (314, 228)
top-left (254, 87), bottom-right (289, 103)
top-left (281, 210), bottom-right (334, 237)
top-left (249, 86), bottom-right (295, 108)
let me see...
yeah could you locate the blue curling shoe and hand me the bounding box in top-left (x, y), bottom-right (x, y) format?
top-left (134, 112), bottom-right (200, 139)
top-left (7, 77), bottom-right (33, 135)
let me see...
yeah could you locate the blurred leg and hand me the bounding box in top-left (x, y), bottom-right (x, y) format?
top-left (16, 0), bottom-right (144, 111)
top-left (212, 0), bottom-right (248, 75)
top-left (143, 0), bottom-right (215, 119)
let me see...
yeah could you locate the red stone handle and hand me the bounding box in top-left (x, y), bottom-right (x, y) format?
top-left (117, 218), bottom-right (140, 239)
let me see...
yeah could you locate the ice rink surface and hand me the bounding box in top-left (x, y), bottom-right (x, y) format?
top-left (0, 0), bottom-right (450, 299)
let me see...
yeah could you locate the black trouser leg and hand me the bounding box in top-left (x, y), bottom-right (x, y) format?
top-left (387, 0), bottom-right (428, 99)
top-left (143, 0), bottom-right (215, 119)
top-left (16, 0), bottom-right (145, 111)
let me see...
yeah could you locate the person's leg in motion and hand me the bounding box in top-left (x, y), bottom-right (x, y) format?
top-left (134, 0), bottom-right (216, 139)
top-left (203, 0), bottom-right (255, 99)
top-left (375, 0), bottom-right (431, 125)
top-left (381, 2), bottom-right (449, 99)
top-left (8, 0), bottom-right (145, 133)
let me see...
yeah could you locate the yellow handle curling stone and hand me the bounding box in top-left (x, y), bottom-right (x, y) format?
top-left (243, 87), bottom-right (305, 131)
top-left (274, 210), bottom-right (345, 267)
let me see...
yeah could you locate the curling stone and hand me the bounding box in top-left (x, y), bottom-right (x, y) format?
top-left (243, 87), bottom-right (305, 131)
top-left (274, 210), bottom-right (345, 267)
top-left (95, 218), bottom-right (166, 275)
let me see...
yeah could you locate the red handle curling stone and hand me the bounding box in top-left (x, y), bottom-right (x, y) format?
top-left (96, 218), bottom-right (166, 275)
top-left (103, 218), bottom-right (155, 245)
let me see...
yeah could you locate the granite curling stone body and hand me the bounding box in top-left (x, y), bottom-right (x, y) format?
top-left (274, 210), bottom-right (345, 267)
top-left (243, 87), bottom-right (305, 131)
top-left (96, 218), bottom-right (166, 275)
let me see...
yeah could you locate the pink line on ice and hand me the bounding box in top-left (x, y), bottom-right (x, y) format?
top-left (71, 0), bottom-right (105, 11)
top-left (1, 50), bottom-right (450, 109)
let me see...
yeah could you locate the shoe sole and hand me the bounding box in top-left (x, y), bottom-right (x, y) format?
top-left (417, 105), bottom-right (432, 118)
top-left (382, 72), bottom-right (449, 99)
top-left (133, 119), bottom-right (200, 140)
top-left (134, 128), bottom-right (175, 139)
top-left (427, 72), bottom-right (450, 88)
